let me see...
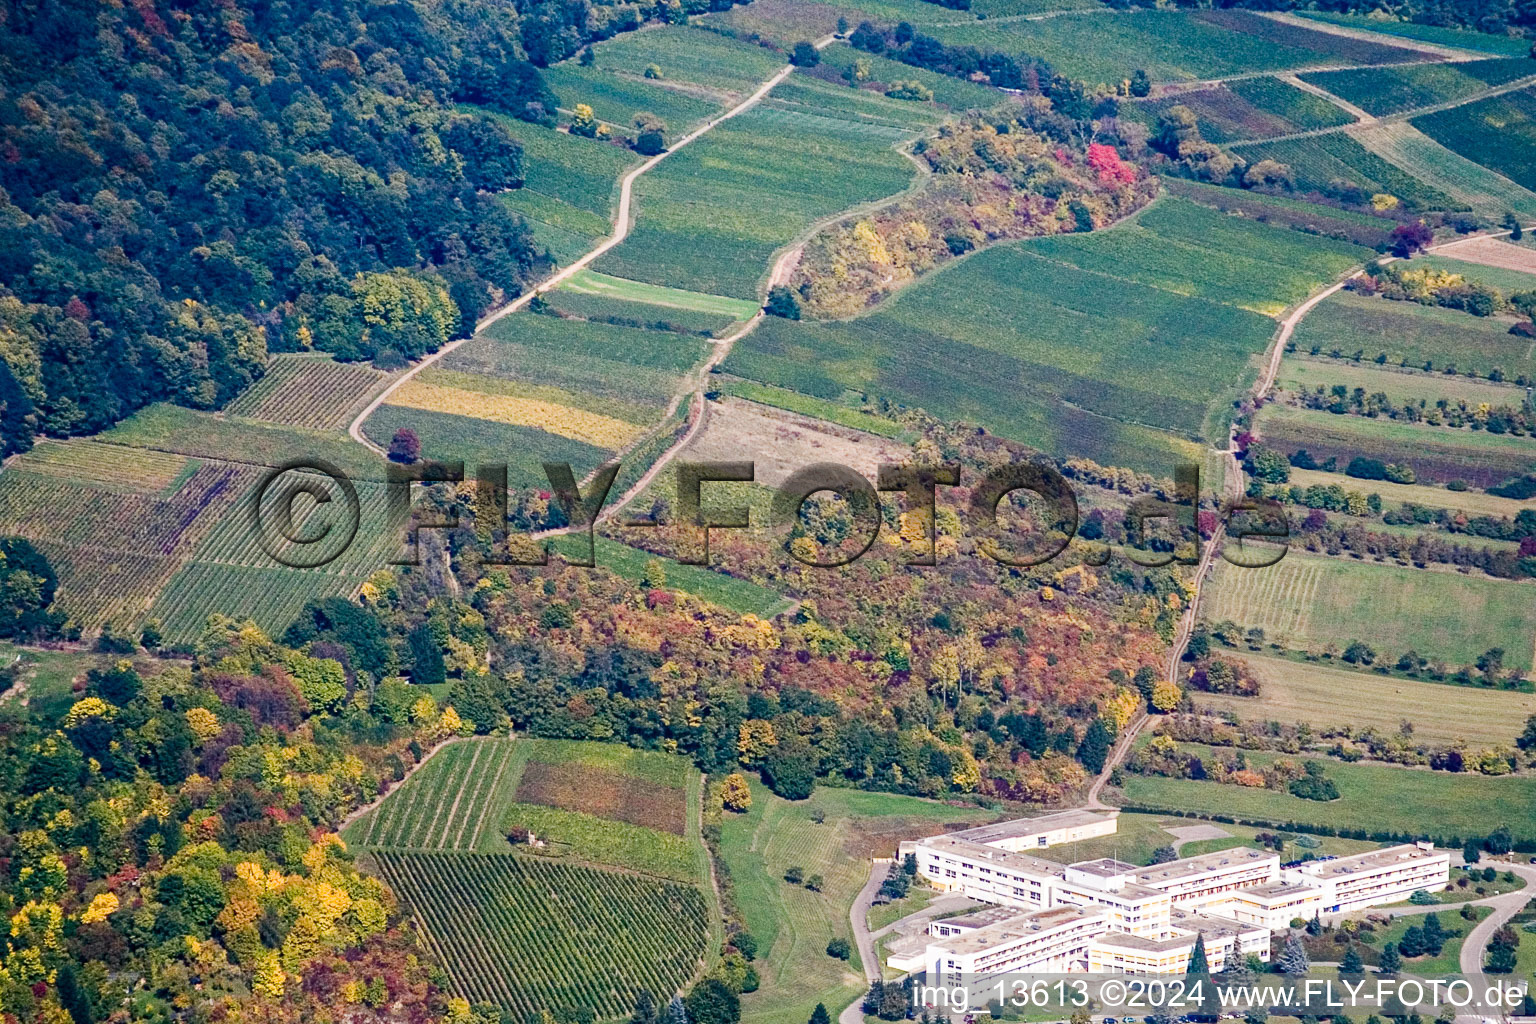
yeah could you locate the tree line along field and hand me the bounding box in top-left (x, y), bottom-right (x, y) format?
top-left (1301, 57), bottom-right (1536, 117)
top-left (1192, 651), bottom-right (1536, 745)
top-left (373, 851), bottom-right (710, 1022)
top-left (718, 776), bottom-right (994, 1024)
top-left (1284, 466), bottom-right (1533, 518)
top-left (1255, 403), bottom-right (1536, 489)
top-left (1277, 355), bottom-right (1530, 409)
top-left (1289, 290), bottom-right (1536, 385)
top-left (1119, 739), bottom-right (1536, 844)
top-left (725, 196), bottom-right (1372, 476)
top-left (1122, 79), bottom-right (1353, 145)
top-left (1413, 87), bottom-right (1536, 192)
top-left (1202, 551), bottom-right (1536, 670)
top-left (1347, 122), bottom-right (1536, 219)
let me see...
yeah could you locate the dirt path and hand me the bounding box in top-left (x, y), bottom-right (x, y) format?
top-left (346, 47), bottom-right (821, 455)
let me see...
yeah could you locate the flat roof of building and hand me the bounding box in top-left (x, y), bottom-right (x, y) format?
top-left (948, 809), bottom-right (1118, 845)
top-left (1134, 846), bottom-right (1277, 886)
top-left (919, 835), bottom-right (1070, 878)
top-left (1171, 909), bottom-right (1269, 938)
top-left (1235, 881), bottom-right (1321, 901)
top-left (937, 906), bottom-right (1025, 931)
top-left (1069, 858), bottom-right (1140, 878)
top-left (1092, 930), bottom-right (1193, 953)
top-left (929, 905), bottom-right (1107, 956)
top-left (1290, 844), bottom-right (1443, 879)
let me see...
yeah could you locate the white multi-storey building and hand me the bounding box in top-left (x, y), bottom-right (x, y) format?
top-left (899, 815), bottom-right (1449, 981)
top-left (1284, 842), bottom-right (1450, 913)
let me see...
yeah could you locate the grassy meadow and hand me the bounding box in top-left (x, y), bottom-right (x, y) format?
top-left (719, 777), bottom-right (992, 1024)
top-left (1120, 741), bottom-right (1536, 842)
top-left (1202, 551), bottom-right (1536, 669)
top-left (1192, 651), bottom-right (1536, 744)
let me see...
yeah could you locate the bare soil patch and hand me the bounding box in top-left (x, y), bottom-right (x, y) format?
top-left (515, 760), bottom-right (687, 835)
top-left (682, 397), bottom-right (910, 490)
top-left (1433, 235), bottom-right (1536, 274)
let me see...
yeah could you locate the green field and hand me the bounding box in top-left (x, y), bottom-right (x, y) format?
top-left (1302, 58), bottom-right (1536, 116)
top-left (374, 851), bottom-right (710, 1020)
top-left (446, 312), bottom-right (710, 411)
top-left (1414, 87), bottom-right (1536, 192)
top-left (926, 9), bottom-right (1424, 85)
top-left (593, 100), bottom-right (920, 299)
top-left (102, 404), bottom-right (387, 478)
top-left (1203, 551), bottom-right (1536, 669)
top-left (1350, 122), bottom-right (1536, 218)
top-left (1229, 133), bottom-right (1453, 209)
top-left (543, 62), bottom-right (722, 132)
top-left (559, 269), bottom-right (761, 319)
top-left (726, 197), bottom-right (1378, 474)
top-left (1296, 12), bottom-right (1535, 56)
top-left (1290, 290), bottom-right (1536, 383)
top-left (1193, 651), bottom-right (1536, 744)
top-left (1161, 177), bottom-right (1399, 247)
top-left (719, 777), bottom-right (992, 1024)
top-left (1276, 355), bottom-right (1530, 408)
top-left (1255, 403), bottom-right (1536, 489)
top-left (717, 379), bottom-right (906, 438)
top-left (361, 405), bottom-right (613, 484)
top-left (587, 25), bottom-right (790, 94)
top-left (1026, 197), bottom-right (1372, 316)
top-left (1121, 741), bottom-right (1536, 843)
top-left (1229, 76), bottom-right (1359, 130)
top-left (549, 535), bottom-right (793, 617)
top-left (811, 44), bottom-right (1007, 114)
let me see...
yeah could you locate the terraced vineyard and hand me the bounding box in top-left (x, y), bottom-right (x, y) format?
top-left (1413, 87), bottom-right (1536, 191)
top-left (1349, 122), bottom-right (1536, 218)
top-left (1229, 133), bottom-right (1453, 208)
top-left (223, 355), bottom-right (387, 429)
top-left (0, 459), bottom-right (252, 630)
top-left (374, 851), bottom-right (710, 1020)
top-left (346, 739), bottom-right (521, 851)
top-left (1301, 58), bottom-right (1536, 116)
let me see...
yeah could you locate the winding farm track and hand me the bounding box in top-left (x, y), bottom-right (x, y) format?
top-left (346, 45), bottom-right (827, 454)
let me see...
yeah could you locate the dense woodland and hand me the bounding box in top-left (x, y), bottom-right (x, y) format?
top-left (0, 0), bottom-right (569, 454)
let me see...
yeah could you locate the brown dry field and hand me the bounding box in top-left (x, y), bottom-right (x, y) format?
top-left (681, 397), bottom-right (910, 489)
top-left (1432, 235), bottom-right (1536, 273)
top-left (514, 760), bottom-right (687, 835)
